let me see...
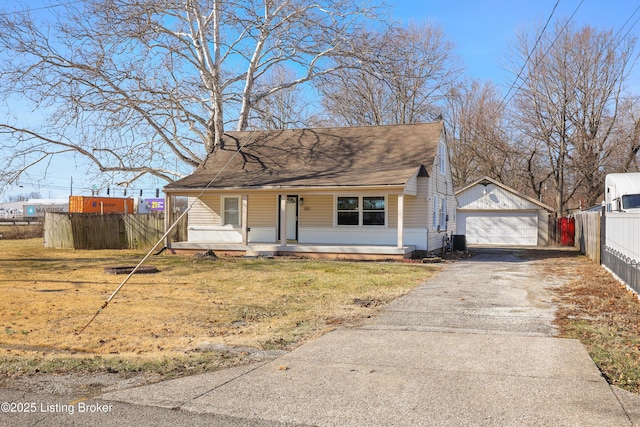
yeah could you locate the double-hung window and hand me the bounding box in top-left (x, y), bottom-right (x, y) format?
top-left (432, 195), bottom-right (447, 231)
top-left (438, 142), bottom-right (446, 174)
top-left (433, 196), bottom-right (439, 229)
top-left (337, 196), bottom-right (359, 225)
top-left (337, 196), bottom-right (386, 226)
top-left (439, 198), bottom-right (447, 230)
top-left (222, 196), bottom-right (240, 226)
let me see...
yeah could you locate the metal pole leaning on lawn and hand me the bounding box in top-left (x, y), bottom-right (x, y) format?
top-left (76, 130), bottom-right (260, 335)
top-left (76, 207), bottom-right (192, 334)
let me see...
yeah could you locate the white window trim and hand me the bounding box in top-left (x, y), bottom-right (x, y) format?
top-left (221, 195), bottom-right (241, 227)
top-left (334, 195), bottom-right (387, 227)
top-left (439, 198), bottom-right (447, 231)
top-left (432, 195), bottom-right (448, 231)
top-left (438, 141), bottom-right (446, 174)
top-left (433, 195), bottom-right (439, 230)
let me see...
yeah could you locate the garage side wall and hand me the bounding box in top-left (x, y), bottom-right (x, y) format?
top-left (537, 209), bottom-right (550, 246)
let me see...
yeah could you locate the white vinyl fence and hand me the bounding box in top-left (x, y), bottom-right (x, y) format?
top-left (573, 210), bottom-right (640, 294)
top-left (605, 212), bottom-right (640, 261)
top-left (602, 212), bottom-right (640, 294)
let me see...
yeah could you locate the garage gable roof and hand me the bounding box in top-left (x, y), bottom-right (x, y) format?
top-left (165, 122), bottom-right (442, 191)
top-left (456, 176), bottom-right (555, 212)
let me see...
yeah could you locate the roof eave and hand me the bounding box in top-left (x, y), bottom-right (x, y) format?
top-left (164, 183), bottom-right (408, 194)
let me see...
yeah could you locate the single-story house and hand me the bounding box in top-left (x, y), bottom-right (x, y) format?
top-left (455, 176), bottom-right (555, 246)
top-left (163, 122), bottom-right (457, 259)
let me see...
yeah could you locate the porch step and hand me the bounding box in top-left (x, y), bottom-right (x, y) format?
top-left (245, 247), bottom-right (277, 257)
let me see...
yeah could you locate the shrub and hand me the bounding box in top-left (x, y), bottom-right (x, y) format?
top-left (0, 224), bottom-right (44, 240)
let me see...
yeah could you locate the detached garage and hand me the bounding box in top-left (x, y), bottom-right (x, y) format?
top-left (455, 177), bottom-right (555, 246)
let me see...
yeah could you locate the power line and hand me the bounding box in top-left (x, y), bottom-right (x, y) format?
top-left (498, 0), bottom-right (561, 112)
top-left (613, 4), bottom-right (640, 41)
top-left (451, 0), bottom-right (575, 159)
top-left (500, 1), bottom-right (640, 139)
top-left (0, 1), bottom-right (84, 17)
top-left (498, 0), bottom-right (584, 114)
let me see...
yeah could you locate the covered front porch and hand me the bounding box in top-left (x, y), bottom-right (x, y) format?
top-left (164, 189), bottom-right (424, 259)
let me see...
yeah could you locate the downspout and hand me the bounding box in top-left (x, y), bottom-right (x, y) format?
top-left (426, 225), bottom-right (429, 254)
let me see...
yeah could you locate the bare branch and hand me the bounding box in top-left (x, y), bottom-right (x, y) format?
top-left (0, 0), bottom-right (381, 190)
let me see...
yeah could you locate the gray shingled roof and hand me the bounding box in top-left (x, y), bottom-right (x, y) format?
top-left (165, 122), bottom-right (443, 191)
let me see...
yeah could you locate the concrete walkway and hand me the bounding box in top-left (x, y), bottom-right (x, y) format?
top-left (97, 250), bottom-right (640, 426)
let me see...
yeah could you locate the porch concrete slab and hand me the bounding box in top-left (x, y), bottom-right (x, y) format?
top-left (170, 242), bottom-right (416, 257)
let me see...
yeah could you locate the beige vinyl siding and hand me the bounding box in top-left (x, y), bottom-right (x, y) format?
top-left (248, 193), bottom-right (277, 227)
top-left (300, 195), bottom-right (333, 227)
top-left (387, 195), bottom-right (398, 228)
top-left (404, 196), bottom-right (426, 228)
top-left (188, 195), bottom-right (221, 227)
top-left (405, 174), bottom-right (418, 196)
top-left (405, 177), bottom-right (429, 228)
top-left (447, 193), bottom-right (457, 232)
top-left (426, 132), bottom-right (457, 250)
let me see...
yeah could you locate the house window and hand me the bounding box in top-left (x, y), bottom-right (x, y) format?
top-left (337, 196), bottom-right (386, 226)
top-left (337, 196), bottom-right (359, 225)
top-left (432, 195), bottom-right (447, 231)
top-left (363, 196), bottom-right (385, 225)
top-left (438, 142), bottom-right (446, 174)
top-left (222, 196), bottom-right (240, 226)
top-left (433, 196), bottom-right (439, 229)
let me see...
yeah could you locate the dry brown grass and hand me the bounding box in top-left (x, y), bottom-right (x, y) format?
top-left (0, 224), bottom-right (43, 239)
top-left (550, 253), bottom-right (640, 394)
top-left (0, 238), bottom-right (436, 377)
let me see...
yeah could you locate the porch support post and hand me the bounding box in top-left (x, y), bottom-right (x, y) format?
top-left (164, 193), bottom-right (173, 249)
top-left (241, 194), bottom-right (249, 245)
top-left (397, 193), bottom-right (404, 249)
top-left (279, 194), bottom-right (287, 247)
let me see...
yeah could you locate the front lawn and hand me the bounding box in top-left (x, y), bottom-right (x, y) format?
top-left (0, 238), bottom-right (436, 378)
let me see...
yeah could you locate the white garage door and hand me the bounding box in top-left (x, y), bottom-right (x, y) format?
top-left (460, 211), bottom-right (538, 246)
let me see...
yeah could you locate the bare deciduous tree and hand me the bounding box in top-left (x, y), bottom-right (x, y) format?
top-left (0, 0), bottom-right (380, 188)
top-left (249, 65), bottom-right (316, 129)
top-left (445, 79), bottom-right (514, 189)
top-left (511, 20), bottom-right (637, 214)
top-left (317, 21), bottom-right (461, 126)
top-left (605, 96), bottom-right (640, 174)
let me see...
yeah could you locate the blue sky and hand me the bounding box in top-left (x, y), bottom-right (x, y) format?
top-left (3, 0), bottom-right (640, 200)
top-left (393, 0), bottom-right (640, 85)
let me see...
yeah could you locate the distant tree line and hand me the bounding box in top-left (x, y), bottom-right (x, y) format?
top-left (3, 192), bottom-right (43, 203)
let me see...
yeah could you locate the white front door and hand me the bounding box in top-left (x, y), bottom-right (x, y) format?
top-left (286, 196), bottom-right (298, 240)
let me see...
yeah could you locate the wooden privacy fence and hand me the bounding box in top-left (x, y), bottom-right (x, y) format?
top-left (573, 211), bottom-right (601, 263)
top-left (44, 212), bottom-right (187, 250)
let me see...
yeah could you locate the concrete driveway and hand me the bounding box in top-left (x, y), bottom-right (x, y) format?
top-left (3, 248), bottom-right (640, 426)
